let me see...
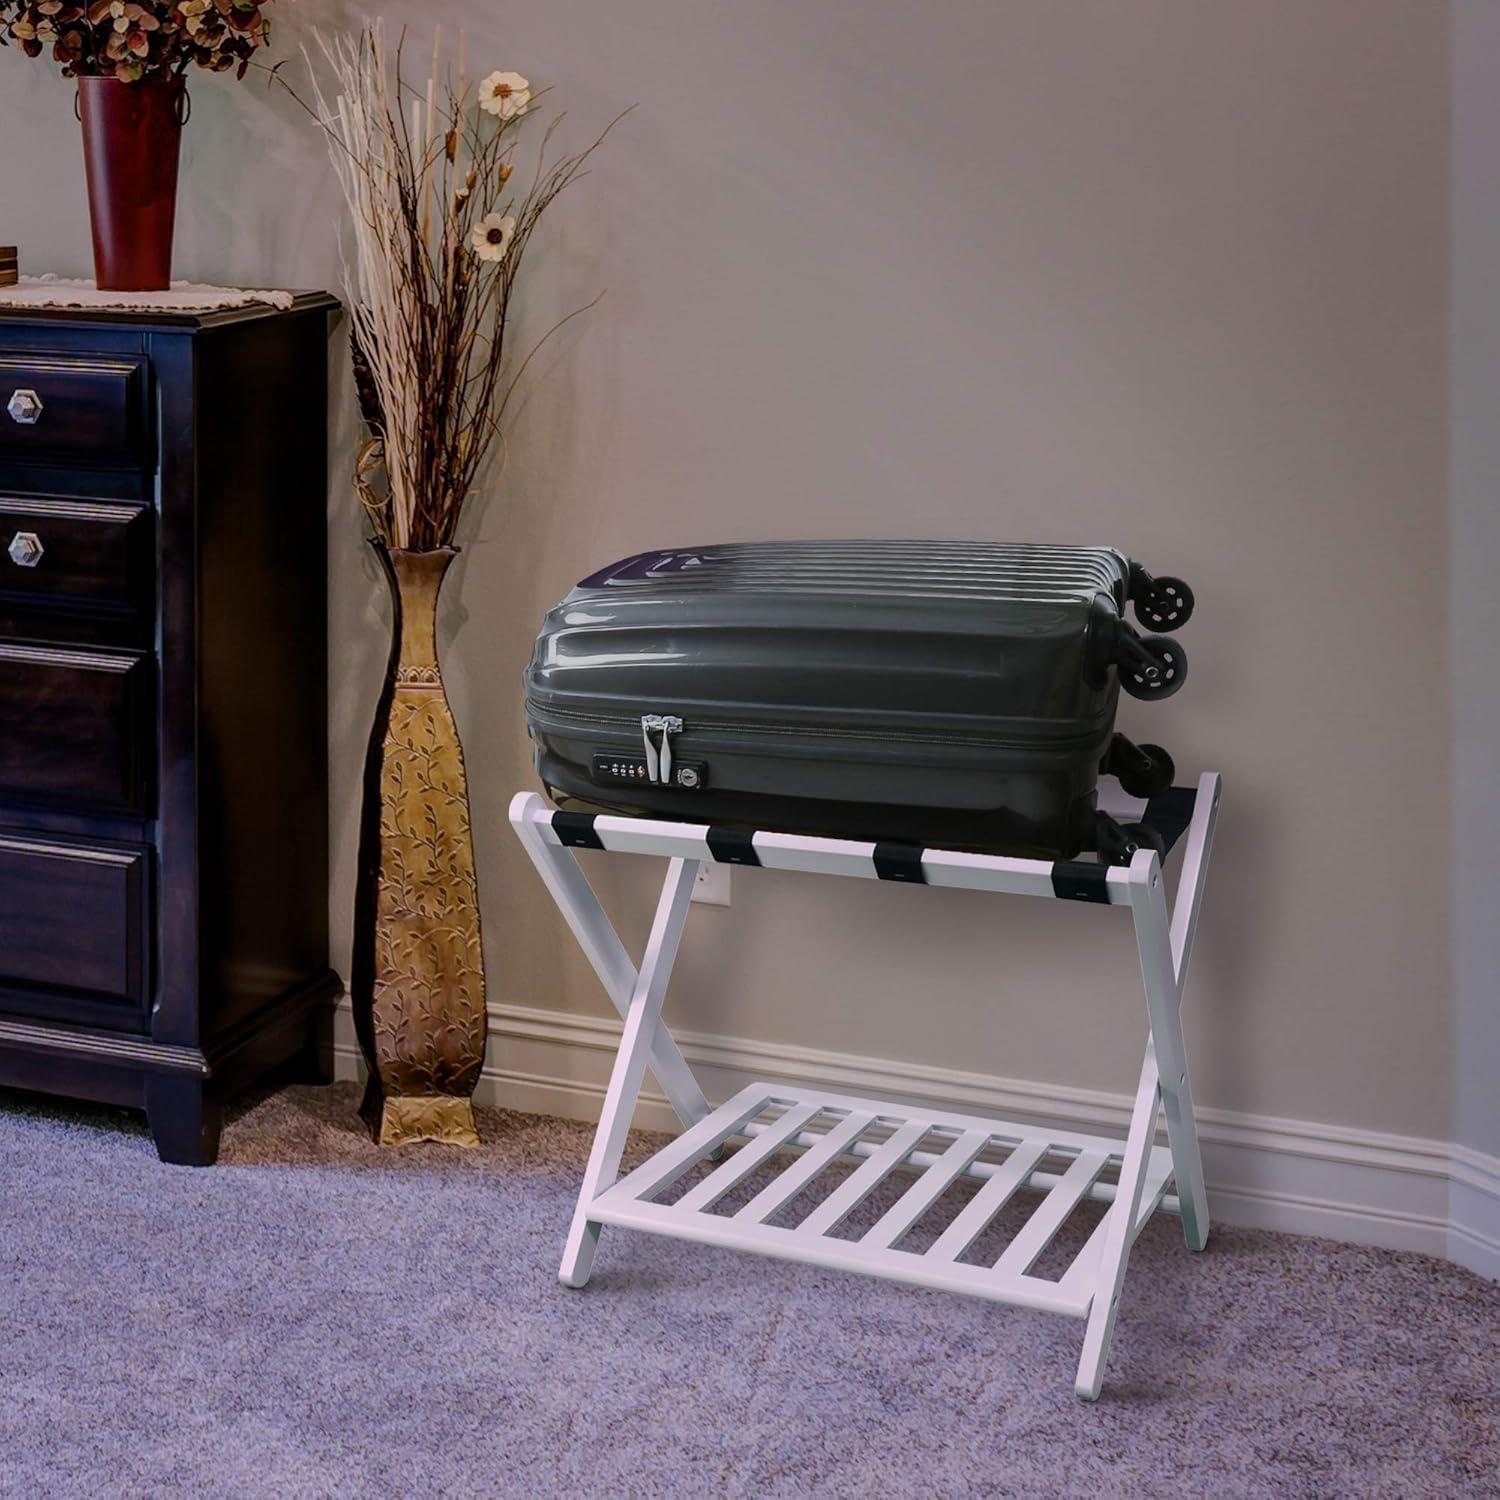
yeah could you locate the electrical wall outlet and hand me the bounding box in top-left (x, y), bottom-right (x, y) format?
top-left (692, 863), bottom-right (731, 907)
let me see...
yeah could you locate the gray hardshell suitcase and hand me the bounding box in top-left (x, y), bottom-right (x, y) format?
top-left (523, 541), bottom-right (1194, 861)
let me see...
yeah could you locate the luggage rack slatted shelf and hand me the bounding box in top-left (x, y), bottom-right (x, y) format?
top-left (591, 1086), bottom-right (1178, 1318)
top-left (510, 771), bottom-right (1220, 1401)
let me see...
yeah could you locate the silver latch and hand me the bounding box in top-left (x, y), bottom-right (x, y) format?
top-left (640, 714), bottom-right (683, 784)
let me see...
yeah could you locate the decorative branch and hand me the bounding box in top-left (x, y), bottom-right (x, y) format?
top-left (293, 22), bottom-right (623, 551)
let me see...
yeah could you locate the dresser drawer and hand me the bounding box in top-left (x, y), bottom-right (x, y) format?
top-left (0, 832), bottom-right (148, 1012)
top-left (0, 643), bottom-right (152, 814)
top-left (0, 353), bottom-right (149, 469)
top-left (0, 497), bottom-right (152, 613)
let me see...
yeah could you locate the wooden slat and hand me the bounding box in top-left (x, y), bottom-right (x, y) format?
top-left (862, 1130), bottom-right (992, 1250)
top-left (746, 1082), bottom-right (1132, 1161)
top-left (928, 1140), bottom-right (1047, 1262)
top-left (595, 1196), bottom-right (1092, 1317)
top-left (994, 1150), bottom-right (1106, 1275)
top-left (599, 1085), bottom-right (774, 1205)
top-left (799, 1120), bottom-right (931, 1236)
top-left (743, 1121), bottom-right (1183, 1211)
top-left (675, 1102), bottom-right (823, 1212)
top-left (734, 1111), bottom-right (875, 1224)
top-left (1057, 1147), bottom-right (1175, 1305)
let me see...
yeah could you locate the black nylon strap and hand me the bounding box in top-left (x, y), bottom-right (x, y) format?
top-left (1051, 860), bottom-right (1111, 903)
top-left (551, 811), bottom-right (605, 850)
top-left (873, 843), bottom-right (927, 883)
top-left (706, 827), bottom-right (761, 866)
top-left (1142, 785), bottom-right (1197, 858)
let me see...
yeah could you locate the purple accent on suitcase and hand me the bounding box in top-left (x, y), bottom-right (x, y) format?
top-left (578, 550), bottom-right (715, 587)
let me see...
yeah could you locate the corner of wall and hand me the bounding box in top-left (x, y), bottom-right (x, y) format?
top-left (1450, 2), bottom-right (1500, 1190)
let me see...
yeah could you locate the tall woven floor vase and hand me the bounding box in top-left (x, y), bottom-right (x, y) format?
top-left (352, 542), bottom-right (487, 1147)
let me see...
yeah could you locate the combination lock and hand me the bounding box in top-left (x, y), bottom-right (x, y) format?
top-left (591, 753), bottom-right (706, 791)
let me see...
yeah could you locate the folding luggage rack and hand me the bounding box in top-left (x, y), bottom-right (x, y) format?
top-left (510, 771), bottom-right (1220, 1400)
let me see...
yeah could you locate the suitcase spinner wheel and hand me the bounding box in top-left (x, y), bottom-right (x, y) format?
top-left (1127, 564), bottom-right (1196, 631)
top-left (1115, 631), bottom-right (1188, 700)
top-left (1094, 810), bottom-right (1168, 866)
top-left (1100, 734), bottom-right (1176, 799)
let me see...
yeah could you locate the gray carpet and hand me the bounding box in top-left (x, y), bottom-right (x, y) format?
top-left (0, 1083), bottom-right (1494, 1499)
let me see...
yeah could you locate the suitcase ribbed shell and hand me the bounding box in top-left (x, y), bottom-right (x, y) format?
top-left (524, 541), bottom-right (1141, 854)
top-left (578, 540), bottom-right (1128, 602)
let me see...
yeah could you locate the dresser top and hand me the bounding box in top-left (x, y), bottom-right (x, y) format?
top-left (0, 290), bottom-right (340, 332)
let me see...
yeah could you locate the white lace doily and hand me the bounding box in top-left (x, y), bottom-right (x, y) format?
top-left (0, 276), bottom-right (295, 312)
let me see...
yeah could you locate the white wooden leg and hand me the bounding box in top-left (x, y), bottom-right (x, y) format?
top-left (510, 794), bottom-right (712, 1133)
top-left (1163, 771), bottom-right (1220, 1252)
top-left (1129, 851), bottom-right (1211, 1253)
top-left (1075, 1044), bottom-right (1161, 1401)
top-left (1169, 773), bottom-right (1222, 989)
top-left (559, 856), bottom-right (700, 1288)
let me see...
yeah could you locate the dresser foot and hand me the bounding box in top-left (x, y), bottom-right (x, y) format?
top-left (296, 1001), bottom-right (337, 1086)
top-left (145, 1075), bottom-right (224, 1166)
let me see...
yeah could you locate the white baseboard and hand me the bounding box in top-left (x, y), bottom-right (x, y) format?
top-left (331, 999), bottom-right (1500, 1281)
top-left (1449, 1145), bottom-right (1500, 1279)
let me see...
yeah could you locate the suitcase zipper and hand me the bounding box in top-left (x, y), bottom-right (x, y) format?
top-left (531, 700), bottom-right (1107, 754)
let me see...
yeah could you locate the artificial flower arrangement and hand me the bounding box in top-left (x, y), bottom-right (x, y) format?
top-left (0, 0), bottom-right (276, 287)
top-left (0, 0), bottom-right (271, 83)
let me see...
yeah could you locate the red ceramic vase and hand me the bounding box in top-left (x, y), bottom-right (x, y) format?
top-left (77, 75), bottom-right (187, 292)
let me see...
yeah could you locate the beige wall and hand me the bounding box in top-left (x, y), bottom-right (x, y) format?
top-left (0, 2), bottom-right (1454, 1137)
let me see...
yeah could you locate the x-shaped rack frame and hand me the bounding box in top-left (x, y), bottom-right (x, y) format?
top-left (510, 772), bottom-right (1220, 1400)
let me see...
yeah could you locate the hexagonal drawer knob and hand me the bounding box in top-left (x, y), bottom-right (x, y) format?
top-left (7, 532), bottom-right (43, 569)
top-left (7, 388), bottom-right (43, 425)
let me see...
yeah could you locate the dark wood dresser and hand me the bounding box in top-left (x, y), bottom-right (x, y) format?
top-left (0, 295), bottom-right (341, 1164)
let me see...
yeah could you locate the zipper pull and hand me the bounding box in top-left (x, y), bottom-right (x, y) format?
top-left (640, 714), bottom-right (662, 783)
top-left (639, 713), bottom-right (683, 784)
top-left (660, 716), bottom-right (682, 782)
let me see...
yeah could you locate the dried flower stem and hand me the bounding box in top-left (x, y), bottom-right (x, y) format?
top-left (300, 22), bottom-right (623, 550)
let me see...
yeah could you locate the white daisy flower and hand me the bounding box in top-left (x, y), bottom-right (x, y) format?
top-left (470, 213), bottom-right (516, 262)
top-left (478, 71), bottom-right (531, 119)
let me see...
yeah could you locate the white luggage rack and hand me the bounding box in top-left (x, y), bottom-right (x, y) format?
top-left (509, 772), bottom-right (1220, 1401)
